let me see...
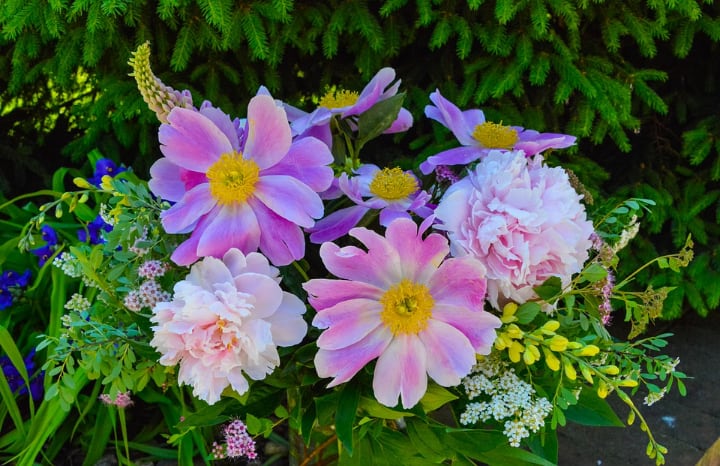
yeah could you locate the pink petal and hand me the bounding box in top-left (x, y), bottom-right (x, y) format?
top-left (160, 184), bottom-right (216, 233)
top-left (244, 95), bottom-right (292, 170)
top-left (254, 175), bottom-right (324, 227)
top-left (170, 232), bottom-right (202, 266)
top-left (419, 320), bottom-right (475, 386)
top-left (385, 218), bottom-right (449, 284)
top-left (373, 335), bottom-right (427, 408)
top-left (196, 203), bottom-right (261, 258)
top-left (160, 108), bottom-right (233, 172)
top-left (198, 105), bottom-right (240, 150)
top-left (233, 273), bottom-right (283, 318)
top-left (303, 279), bottom-right (384, 310)
top-left (319, 232), bottom-right (402, 288)
top-left (315, 299), bottom-right (382, 350)
top-left (315, 326), bottom-right (392, 386)
top-left (428, 257), bottom-right (487, 310)
top-left (260, 137), bottom-right (334, 192)
top-left (250, 199), bottom-right (306, 266)
top-left (149, 158), bottom-right (186, 202)
top-left (267, 292), bottom-right (308, 346)
top-left (384, 107), bottom-right (413, 134)
top-left (186, 256), bottom-right (234, 291)
top-left (419, 146), bottom-right (484, 175)
top-left (308, 205), bottom-right (370, 244)
top-left (432, 303), bottom-right (501, 354)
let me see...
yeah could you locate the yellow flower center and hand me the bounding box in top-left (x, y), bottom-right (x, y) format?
top-left (318, 88), bottom-right (359, 109)
top-left (380, 279), bottom-right (434, 335)
top-left (471, 121), bottom-right (519, 149)
top-left (206, 152), bottom-right (260, 205)
top-left (368, 167), bottom-right (418, 201)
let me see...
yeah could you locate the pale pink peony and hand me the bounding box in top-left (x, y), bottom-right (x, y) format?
top-left (150, 248), bottom-right (307, 404)
top-left (304, 218), bottom-right (501, 409)
top-left (434, 150), bottom-right (595, 309)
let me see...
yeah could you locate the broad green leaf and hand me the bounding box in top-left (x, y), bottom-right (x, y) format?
top-left (336, 382), bottom-right (360, 455)
top-left (565, 389), bottom-right (624, 427)
top-left (357, 93), bottom-right (405, 147)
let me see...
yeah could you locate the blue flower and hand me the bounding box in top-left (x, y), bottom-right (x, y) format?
top-left (78, 215), bottom-right (112, 245)
top-left (88, 158), bottom-right (127, 187)
top-left (0, 270), bottom-right (31, 310)
top-left (0, 349), bottom-right (43, 401)
top-left (40, 225), bottom-right (59, 246)
top-left (30, 244), bottom-right (55, 267)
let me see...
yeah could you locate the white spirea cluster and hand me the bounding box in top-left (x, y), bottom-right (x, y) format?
top-left (644, 387), bottom-right (667, 407)
top-left (64, 293), bottom-right (91, 312)
top-left (53, 252), bottom-right (83, 278)
top-left (460, 357), bottom-right (553, 447)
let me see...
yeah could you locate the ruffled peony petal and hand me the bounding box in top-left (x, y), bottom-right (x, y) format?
top-left (315, 326), bottom-right (392, 387)
top-left (260, 136), bottom-right (334, 192)
top-left (267, 292), bottom-right (308, 346)
top-left (196, 203), bottom-right (261, 259)
top-left (244, 95), bottom-right (292, 170)
top-left (419, 320), bottom-right (476, 386)
top-left (160, 108), bottom-right (233, 172)
top-left (303, 280), bottom-right (384, 311)
top-left (250, 199), bottom-right (306, 266)
top-left (233, 273), bottom-right (284, 318)
top-left (373, 335), bottom-right (427, 409)
top-left (186, 255), bottom-right (235, 292)
top-left (254, 175), bottom-right (324, 227)
top-left (160, 184), bottom-right (216, 233)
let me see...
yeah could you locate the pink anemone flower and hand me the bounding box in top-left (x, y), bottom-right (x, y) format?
top-left (285, 68), bottom-right (414, 147)
top-left (149, 94), bottom-right (335, 266)
top-left (419, 89), bottom-right (576, 175)
top-left (304, 217), bottom-right (501, 409)
top-left (307, 164), bottom-right (433, 243)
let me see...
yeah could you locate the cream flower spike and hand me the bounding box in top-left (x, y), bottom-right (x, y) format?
top-left (128, 41), bottom-right (194, 123)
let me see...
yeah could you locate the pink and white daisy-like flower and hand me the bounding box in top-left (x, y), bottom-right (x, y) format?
top-left (150, 248), bottom-right (308, 405)
top-left (149, 94), bottom-right (334, 266)
top-left (308, 164), bottom-right (433, 243)
top-left (304, 218), bottom-right (501, 409)
top-left (434, 150), bottom-right (595, 309)
top-left (285, 68), bottom-right (414, 147)
top-left (419, 89), bottom-right (576, 175)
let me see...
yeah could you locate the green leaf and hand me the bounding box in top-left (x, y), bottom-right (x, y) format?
top-left (534, 276), bottom-right (562, 301)
top-left (358, 396), bottom-right (412, 419)
top-left (356, 93), bottom-right (406, 148)
top-left (419, 383), bottom-right (458, 412)
top-left (515, 302), bottom-right (541, 324)
top-left (564, 389), bottom-right (624, 427)
top-left (580, 263), bottom-right (608, 283)
top-left (406, 419), bottom-right (447, 462)
top-left (336, 382), bottom-right (360, 455)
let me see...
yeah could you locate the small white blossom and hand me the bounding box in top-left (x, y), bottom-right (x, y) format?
top-left (64, 293), bottom-right (91, 311)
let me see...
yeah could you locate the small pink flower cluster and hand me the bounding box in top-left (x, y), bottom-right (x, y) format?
top-left (99, 391), bottom-right (133, 408)
top-left (211, 420), bottom-right (257, 460)
top-left (137, 259), bottom-right (169, 279)
top-left (124, 260), bottom-right (172, 311)
top-left (597, 270), bottom-right (615, 325)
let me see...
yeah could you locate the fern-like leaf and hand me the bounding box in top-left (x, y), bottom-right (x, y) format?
top-left (197, 0), bottom-right (232, 35)
top-left (171, 24), bottom-right (195, 71)
top-left (241, 10), bottom-right (270, 60)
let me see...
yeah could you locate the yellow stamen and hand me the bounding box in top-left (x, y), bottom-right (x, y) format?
top-left (380, 279), bottom-right (434, 335)
top-left (368, 167), bottom-right (418, 201)
top-left (207, 152), bottom-right (260, 205)
top-left (471, 121), bottom-right (519, 149)
top-left (318, 88), bottom-right (359, 109)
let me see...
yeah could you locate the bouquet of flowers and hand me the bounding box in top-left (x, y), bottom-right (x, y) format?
top-left (1, 42), bottom-right (692, 465)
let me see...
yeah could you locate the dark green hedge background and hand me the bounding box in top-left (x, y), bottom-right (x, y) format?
top-left (1, 0), bottom-right (719, 318)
